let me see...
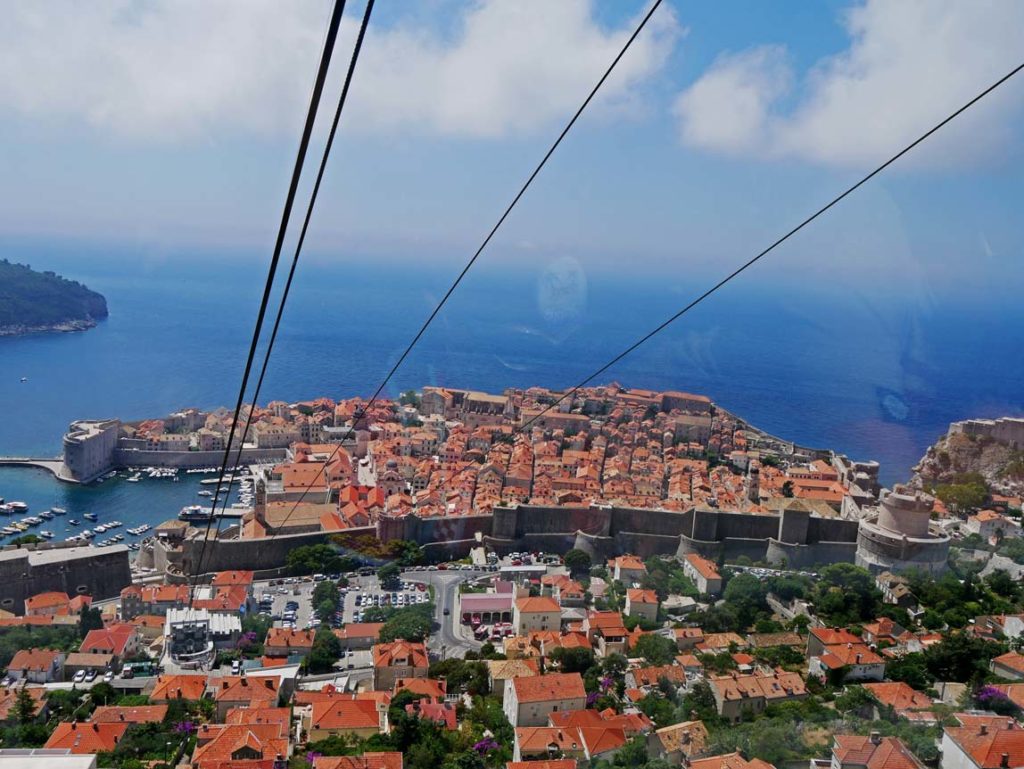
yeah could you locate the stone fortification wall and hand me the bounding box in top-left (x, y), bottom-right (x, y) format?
top-left (181, 529), bottom-right (365, 574)
top-left (689, 508), bottom-right (779, 542)
top-left (609, 507), bottom-right (692, 538)
top-left (114, 447), bottom-right (287, 469)
top-left (766, 539), bottom-right (857, 568)
top-left (0, 544), bottom-right (131, 612)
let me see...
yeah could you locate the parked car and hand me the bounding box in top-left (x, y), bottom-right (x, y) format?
top-left (84, 669), bottom-right (98, 682)
top-left (73, 670), bottom-right (87, 684)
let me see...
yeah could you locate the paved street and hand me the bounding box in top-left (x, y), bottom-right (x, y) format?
top-left (403, 568), bottom-right (489, 658)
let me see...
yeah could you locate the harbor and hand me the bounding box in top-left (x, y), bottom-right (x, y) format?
top-left (0, 463), bottom-right (258, 553)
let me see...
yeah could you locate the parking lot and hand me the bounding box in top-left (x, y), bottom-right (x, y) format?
top-left (255, 578), bottom-right (318, 631)
top-left (341, 577), bottom-right (430, 624)
top-left (252, 574), bottom-right (431, 632)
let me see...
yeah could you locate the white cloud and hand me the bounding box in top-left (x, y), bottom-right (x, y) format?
top-left (672, 46), bottom-right (790, 156)
top-left (673, 0), bottom-right (1024, 167)
top-left (0, 0), bottom-right (679, 142)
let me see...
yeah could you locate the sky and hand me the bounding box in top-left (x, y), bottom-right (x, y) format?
top-left (1, 0), bottom-right (1024, 301)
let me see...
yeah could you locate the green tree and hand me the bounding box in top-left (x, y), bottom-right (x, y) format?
top-left (781, 481), bottom-right (795, 498)
top-left (304, 628), bottom-right (342, 674)
top-left (378, 562), bottom-right (402, 590)
top-left (924, 632), bottom-right (1006, 683)
top-left (885, 653), bottom-right (934, 689)
top-left (12, 687), bottom-right (37, 724)
top-left (379, 605), bottom-right (434, 643)
top-left (564, 549), bottom-right (592, 577)
top-left (934, 473), bottom-right (989, 513)
top-left (550, 646), bottom-right (595, 674)
top-left (90, 682), bottom-right (117, 706)
top-left (389, 541), bottom-right (426, 567)
top-left (634, 634), bottom-right (677, 666)
top-left (723, 573), bottom-right (768, 628)
top-left (9, 534), bottom-right (42, 546)
top-left (813, 563), bottom-right (881, 624)
top-left (79, 606), bottom-right (104, 638)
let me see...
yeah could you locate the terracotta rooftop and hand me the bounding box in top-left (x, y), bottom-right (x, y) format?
top-left (512, 672), bottom-right (586, 703)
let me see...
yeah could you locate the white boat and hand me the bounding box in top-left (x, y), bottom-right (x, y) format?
top-left (197, 490), bottom-right (214, 497)
top-left (39, 531), bottom-right (54, 539)
top-left (38, 511), bottom-right (54, 520)
top-left (0, 527), bottom-right (18, 535)
top-left (83, 513), bottom-right (98, 521)
top-left (7, 502), bottom-right (28, 513)
top-left (68, 519), bottom-right (80, 526)
top-left (50, 507), bottom-right (67, 515)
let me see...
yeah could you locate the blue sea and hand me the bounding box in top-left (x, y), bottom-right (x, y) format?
top-left (1, 244), bottom-right (1022, 537)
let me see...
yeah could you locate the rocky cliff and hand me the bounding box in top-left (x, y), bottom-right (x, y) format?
top-left (912, 426), bottom-right (1024, 495)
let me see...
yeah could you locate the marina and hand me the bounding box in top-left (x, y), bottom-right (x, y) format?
top-left (0, 463), bottom-right (259, 553)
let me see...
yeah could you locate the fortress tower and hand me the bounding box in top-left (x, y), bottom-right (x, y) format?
top-left (855, 485), bottom-right (950, 575)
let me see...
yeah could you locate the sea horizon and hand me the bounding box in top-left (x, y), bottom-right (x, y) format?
top-left (1, 243), bottom-right (1023, 496)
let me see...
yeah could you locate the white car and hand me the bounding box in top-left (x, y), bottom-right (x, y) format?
top-left (103, 671), bottom-right (115, 683)
top-left (73, 670), bottom-right (87, 684)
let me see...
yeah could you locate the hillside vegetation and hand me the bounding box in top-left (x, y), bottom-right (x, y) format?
top-left (0, 259), bottom-right (108, 334)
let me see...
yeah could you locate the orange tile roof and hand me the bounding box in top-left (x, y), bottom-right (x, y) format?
top-left (652, 720), bottom-right (709, 756)
top-left (609, 555), bottom-right (647, 573)
top-left (631, 665), bottom-right (688, 688)
top-left (334, 623), bottom-right (385, 641)
top-left (318, 753), bottom-right (404, 769)
top-left (214, 675), bottom-right (279, 705)
top-left (311, 698), bottom-right (381, 731)
top-left (45, 721), bottom-right (129, 754)
top-left (993, 651), bottom-right (1024, 675)
top-left (91, 705), bottom-right (168, 724)
top-left (507, 761), bottom-right (577, 769)
top-left (688, 753), bottom-right (776, 769)
top-left (225, 706), bottom-right (292, 736)
top-left (709, 670), bottom-right (807, 702)
top-left (191, 723), bottom-right (289, 768)
top-left (81, 623), bottom-right (136, 656)
top-left (861, 682), bottom-right (934, 712)
top-left (9, 648), bottom-right (61, 672)
top-left (25, 591), bottom-right (70, 611)
top-left (833, 735), bottom-right (926, 769)
top-left (945, 721), bottom-right (1024, 769)
top-left (394, 677), bottom-right (446, 702)
top-left (265, 627), bottom-right (316, 650)
top-left (211, 570), bottom-right (254, 587)
top-left (817, 642), bottom-right (884, 668)
top-left (372, 641), bottom-right (428, 669)
top-left (810, 627), bottom-right (861, 646)
top-left (516, 596), bottom-right (561, 613)
top-left (512, 672), bottom-right (586, 703)
top-left (684, 553), bottom-right (721, 580)
top-left (627, 588), bottom-right (659, 604)
top-left (151, 674), bottom-right (209, 701)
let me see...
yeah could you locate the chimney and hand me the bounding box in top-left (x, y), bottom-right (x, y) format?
top-left (855, 654), bottom-right (862, 664)
top-left (1002, 754), bottom-right (1010, 769)
top-left (869, 731), bottom-right (881, 745)
top-left (982, 725), bottom-right (989, 736)
top-left (1009, 720), bottom-right (1016, 731)
top-left (92, 723), bottom-right (99, 731)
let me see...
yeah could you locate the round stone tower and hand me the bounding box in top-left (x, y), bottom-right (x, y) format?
top-left (856, 484), bottom-right (950, 575)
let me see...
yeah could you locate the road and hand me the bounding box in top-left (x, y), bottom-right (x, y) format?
top-left (403, 568), bottom-right (489, 659)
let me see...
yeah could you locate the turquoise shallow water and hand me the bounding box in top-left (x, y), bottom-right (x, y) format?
top-left (1, 245), bottom-right (1022, 537)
